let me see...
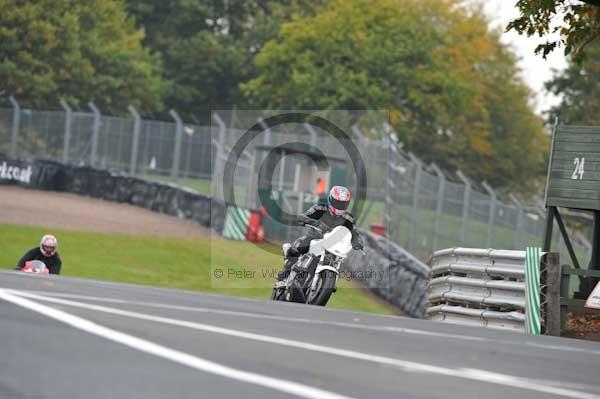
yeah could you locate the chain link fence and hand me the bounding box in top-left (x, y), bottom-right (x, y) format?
top-left (0, 99), bottom-right (593, 272)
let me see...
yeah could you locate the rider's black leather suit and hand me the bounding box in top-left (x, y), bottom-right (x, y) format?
top-left (16, 247), bottom-right (62, 274)
top-left (280, 203), bottom-right (363, 278)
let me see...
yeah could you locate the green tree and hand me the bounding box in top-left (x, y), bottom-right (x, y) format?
top-left (125, 0), bottom-right (323, 120)
top-left (242, 0), bottom-right (547, 189)
top-left (507, 0), bottom-right (600, 60)
top-left (0, 0), bottom-right (164, 112)
top-left (545, 41), bottom-right (600, 124)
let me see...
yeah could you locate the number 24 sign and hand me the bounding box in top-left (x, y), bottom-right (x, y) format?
top-left (571, 157), bottom-right (585, 180)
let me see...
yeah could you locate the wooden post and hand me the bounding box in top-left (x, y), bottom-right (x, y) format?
top-left (542, 252), bottom-right (561, 336)
top-left (560, 269), bottom-right (570, 333)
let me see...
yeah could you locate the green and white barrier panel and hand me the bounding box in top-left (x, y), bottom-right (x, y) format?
top-left (222, 206), bottom-right (251, 241)
top-left (525, 247), bottom-right (542, 335)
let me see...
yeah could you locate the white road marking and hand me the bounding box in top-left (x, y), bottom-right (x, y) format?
top-left (9, 289), bottom-right (600, 399)
top-left (0, 289), bottom-right (355, 399)
top-left (16, 290), bottom-right (485, 342)
top-left (19, 289), bottom-right (600, 357)
top-left (0, 270), bottom-right (263, 303)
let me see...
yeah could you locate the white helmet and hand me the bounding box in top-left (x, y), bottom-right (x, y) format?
top-left (40, 234), bottom-right (58, 257)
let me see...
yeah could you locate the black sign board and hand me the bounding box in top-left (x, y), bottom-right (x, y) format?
top-left (545, 125), bottom-right (600, 211)
top-left (0, 154), bottom-right (34, 185)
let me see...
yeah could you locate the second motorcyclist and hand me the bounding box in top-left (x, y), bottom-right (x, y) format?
top-left (276, 186), bottom-right (363, 281)
top-left (16, 234), bottom-right (62, 275)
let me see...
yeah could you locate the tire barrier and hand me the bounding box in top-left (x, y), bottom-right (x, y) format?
top-left (0, 154), bottom-right (226, 232)
top-left (345, 230), bottom-right (430, 318)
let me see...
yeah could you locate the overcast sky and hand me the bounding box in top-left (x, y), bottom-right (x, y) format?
top-left (465, 0), bottom-right (568, 115)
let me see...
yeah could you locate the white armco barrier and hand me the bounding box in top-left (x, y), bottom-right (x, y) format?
top-left (427, 248), bottom-right (531, 332)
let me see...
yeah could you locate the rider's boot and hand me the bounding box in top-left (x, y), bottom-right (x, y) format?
top-left (276, 258), bottom-right (296, 281)
top-left (276, 247), bottom-right (300, 281)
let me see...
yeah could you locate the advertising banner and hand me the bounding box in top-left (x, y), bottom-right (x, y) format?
top-left (0, 155), bottom-right (34, 185)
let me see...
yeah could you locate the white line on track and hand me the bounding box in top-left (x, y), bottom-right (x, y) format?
top-left (0, 289), bottom-right (355, 399)
top-left (19, 289), bottom-right (600, 357)
top-left (8, 289), bottom-right (600, 399)
top-left (0, 270), bottom-right (264, 302)
top-left (16, 290), bottom-right (486, 341)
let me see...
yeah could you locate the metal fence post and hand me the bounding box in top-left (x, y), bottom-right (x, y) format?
top-left (408, 152), bottom-right (423, 253)
top-left (59, 100), bottom-right (72, 163)
top-left (8, 96), bottom-right (20, 158)
top-left (250, 117), bottom-right (273, 207)
top-left (128, 105), bottom-right (141, 175)
top-left (351, 124), bottom-right (367, 156)
top-left (258, 117), bottom-right (272, 145)
top-left (88, 102), bottom-right (101, 167)
top-left (169, 109), bottom-right (183, 183)
top-left (482, 181), bottom-right (497, 248)
top-left (456, 170), bottom-right (471, 244)
top-left (212, 113), bottom-right (226, 200)
top-left (352, 124), bottom-right (367, 142)
top-left (585, 240), bottom-right (593, 266)
top-left (383, 135), bottom-right (394, 240)
top-left (303, 123), bottom-right (318, 148)
top-left (352, 123), bottom-right (365, 141)
top-left (510, 194), bottom-right (524, 250)
top-left (183, 125), bottom-right (195, 179)
top-left (431, 163), bottom-right (445, 252)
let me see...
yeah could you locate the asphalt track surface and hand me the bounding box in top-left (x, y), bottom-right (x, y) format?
top-left (1, 270), bottom-right (600, 399)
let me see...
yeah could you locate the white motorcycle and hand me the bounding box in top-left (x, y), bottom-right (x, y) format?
top-left (271, 223), bottom-right (364, 306)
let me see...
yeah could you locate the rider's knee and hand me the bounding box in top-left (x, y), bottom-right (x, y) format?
top-left (286, 246), bottom-right (300, 258)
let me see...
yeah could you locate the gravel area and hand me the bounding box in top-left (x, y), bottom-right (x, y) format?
top-left (0, 185), bottom-right (210, 238)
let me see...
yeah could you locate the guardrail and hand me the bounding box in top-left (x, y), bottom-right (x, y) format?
top-left (426, 248), bottom-right (560, 334)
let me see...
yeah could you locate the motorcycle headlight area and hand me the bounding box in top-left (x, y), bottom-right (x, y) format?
top-left (323, 251), bottom-right (337, 265)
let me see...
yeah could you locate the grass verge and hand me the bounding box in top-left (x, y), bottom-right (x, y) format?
top-left (0, 224), bottom-right (394, 315)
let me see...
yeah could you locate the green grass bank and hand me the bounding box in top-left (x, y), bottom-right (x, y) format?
top-left (0, 224), bottom-right (393, 315)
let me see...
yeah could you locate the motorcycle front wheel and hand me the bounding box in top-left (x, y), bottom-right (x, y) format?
top-left (271, 286), bottom-right (285, 301)
top-left (306, 270), bottom-right (337, 306)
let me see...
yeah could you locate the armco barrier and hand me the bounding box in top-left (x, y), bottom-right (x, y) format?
top-left (426, 247), bottom-right (560, 334)
top-left (346, 230), bottom-right (430, 318)
top-left (0, 154), bottom-right (226, 232)
top-left (427, 248), bottom-right (529, 331)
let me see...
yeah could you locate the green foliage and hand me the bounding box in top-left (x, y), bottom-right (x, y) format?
top-left (0, 0), bottom-right (164, 112)
top-left (242, 0), bottom-right (547, 189)
top-left (125, 0), bottom-right (323, 120)
top-left (507, 0), bottom-right (600, 61)
top-left (0, 0), bottom-right (550, 190)
top-left (546, 42), bottom-right (600, 125)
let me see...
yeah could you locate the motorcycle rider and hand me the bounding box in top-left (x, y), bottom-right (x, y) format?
top-left (16, 234), bottom-right (62, 275)
top-left (276, 186), bottom-right (364, 281)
